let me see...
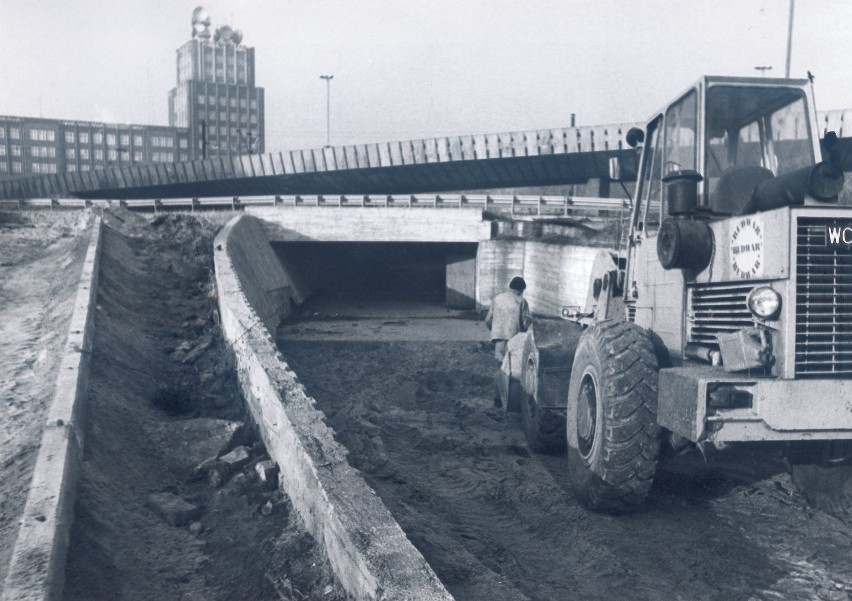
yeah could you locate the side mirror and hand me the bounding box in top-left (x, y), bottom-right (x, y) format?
top-left (608, 153), bottom-right (639, 182)
top-left (608, 157), bottom-right (623, 181)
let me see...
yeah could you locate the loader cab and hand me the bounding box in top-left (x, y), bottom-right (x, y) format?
top-left (630, 76), bottom-right (820, 237)
top-left (624, 77), bottom-right (822, 356)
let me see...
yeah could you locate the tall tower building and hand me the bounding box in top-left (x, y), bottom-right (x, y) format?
top-left (168, 7), bottom-right (265, 159)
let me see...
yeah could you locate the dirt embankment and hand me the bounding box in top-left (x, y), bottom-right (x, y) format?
top-left (0, 210), bottom-right (92, 586)
top-left (63, 211), bottom-right (344, 601)
top-left (279, 330), bottom-right (852, 601)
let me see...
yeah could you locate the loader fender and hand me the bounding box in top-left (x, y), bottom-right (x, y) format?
top-left (521, 319), bottom-right (585, 410)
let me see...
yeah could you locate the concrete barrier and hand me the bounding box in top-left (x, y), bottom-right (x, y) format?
top-left (477, 239), bottom-right (605, 316)
top-left (1, 216), bottom-right (102, 601)
top-left (214, 214), bottom-right (453, 601)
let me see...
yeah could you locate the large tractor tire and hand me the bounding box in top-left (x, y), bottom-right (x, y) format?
top-left (566, 320), bottom-right (660, 513)
top-left (521, 356), bottom-right (567, 454)
top-left (790, 442), bottom-right (852, 526)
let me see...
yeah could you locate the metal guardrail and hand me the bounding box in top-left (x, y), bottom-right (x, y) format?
top-left (0, 194), bottom-right (630, 217)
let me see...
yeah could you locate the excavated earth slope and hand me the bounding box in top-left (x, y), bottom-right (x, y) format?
top-left (62, 211), bottom-right (345, 601)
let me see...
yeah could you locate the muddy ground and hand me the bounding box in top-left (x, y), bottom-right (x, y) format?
top-left (279, 310), bottom-right (852, 601)
top-left (61, 211), bottom-right (344, 601)
top-left (0, 210), bottom-right (92, 586)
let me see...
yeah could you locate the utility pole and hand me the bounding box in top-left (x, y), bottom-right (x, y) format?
top-left (785, 0), bottom-right (795, 78)
top-left (320, 74), bottom-right (334, 147)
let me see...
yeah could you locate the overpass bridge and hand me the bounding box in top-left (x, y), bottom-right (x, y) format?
top-left (2, 109), bottom-right (852, 202)
top-left (0, 122), bottom-right (640, 200)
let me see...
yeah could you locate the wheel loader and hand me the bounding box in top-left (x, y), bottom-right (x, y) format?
top-left (499, 75), bottom-right (852, 515)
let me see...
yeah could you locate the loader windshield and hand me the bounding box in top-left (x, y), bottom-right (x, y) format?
top-left (705, 85), bottom-right (814, 214)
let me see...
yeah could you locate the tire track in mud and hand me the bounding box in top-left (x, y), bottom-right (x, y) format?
top-left (279, 336), bottom-right (852, 601)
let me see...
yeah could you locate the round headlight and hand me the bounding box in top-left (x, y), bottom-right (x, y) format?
top-left (747, 286), bottom-right (781, 319)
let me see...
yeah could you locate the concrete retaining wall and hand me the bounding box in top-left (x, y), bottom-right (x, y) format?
top-left (214, 214), bottom-right (453, 601)
top-left (248, 206), bottom-right (490, 243)
top-left (477, 239), bottom-right (604, 316)
top-left (1, 216), bottom-right (102, 601)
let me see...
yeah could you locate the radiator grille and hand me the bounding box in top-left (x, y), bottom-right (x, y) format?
top-left (796, 216), bottom-right (852, 377)
top-left (688, 284), bottom-right (755, 345)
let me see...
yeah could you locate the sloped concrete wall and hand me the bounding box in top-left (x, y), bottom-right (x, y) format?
top-left (214, 214), bottom-right (453, 601)
top-left (2, 216), bottom-right (102, 601)
top-left (477, 240), bottom-right (604, 317)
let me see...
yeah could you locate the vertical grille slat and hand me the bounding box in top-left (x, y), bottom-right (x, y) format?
top-left (796, 216), bottom-right (852, 378)
top-left (688, 284), bottom-right (754, 345)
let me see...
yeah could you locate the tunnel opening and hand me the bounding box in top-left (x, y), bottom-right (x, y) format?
top-left (272, 241), bottom-right (479, 319)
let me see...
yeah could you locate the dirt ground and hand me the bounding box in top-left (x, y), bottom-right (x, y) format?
top-left (0, 210), bottom-right (93, 586)
top-left (279, 309), bottom-right (852, 601)
top-left (60, 210), bottom-right (345, 601)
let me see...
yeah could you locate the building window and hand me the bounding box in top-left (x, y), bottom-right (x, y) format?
top-left (229, 98), bottom-right (237, 107)
top-left (93, 133), bottom-right (103, 144)
top-left (179, 138), bottom-right (188, 149)
top-left (11, 145), bottom-right (20, 156)
top-left (134, 135), bottom-right (143, 146)
top-left (12, 162), bottom-right (21, 173)
top-left (108, 149), bottom-right (117, 160)
top-left (219, 111), bottom-right (226, 121)
top-left (67, 148), bottom-right (76, 159)
top-left (0, 163), bottom-right (6, 172)
top-left (208, 95), bottom-right (216, 105)
top-left (134, 151), bottom-right (143, 161)
top-left (106, 134), bottom-right (116, 146)
top-left (31, 146), bottom-right (39, 157)
top-left (120, 134), bottom-right (130, 146)
top-left (65, 132), bottom-right (75, 143)
top-left (48, 147), bottom-right (56, 158)
top-left (0, 128), bottom-right (5, 139)
top-left (0, 145), bottom-right (5, 156)
top-left (68, 164), bottom-right (77, 172)
top-left (239, 98), bottom-right (247, 108)
top-left (198, 94), bottom-right (205, 105)
top-left (79, 132), bottom-right (89, 144)
top-left (250, 114), bottom-right (257, 124)
top-left (180, 153), bottom-right (188, 161)
top-left (81, 164), bottom-right (90, 171)
top-left (29, 129), bottom-right (55, 141)
top-left (250, 99), bottom-right (258, 109)
top-left (219, 126), bottom-right (227, 135)
top-left (10, 128), bottom-right (20, 140)
top-left (80, 148), bottom-right (89, 159)
top-left (95, 149), bottom-right (103, 160)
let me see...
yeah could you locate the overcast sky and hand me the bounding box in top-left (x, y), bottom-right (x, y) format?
top-left (2, 0), bottom-right (851, 151)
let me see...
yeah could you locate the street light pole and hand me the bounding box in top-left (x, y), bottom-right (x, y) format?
top-left (320, 74), bottom-right (334, 147)
top-left (785, 0), bottom-right (795, 78)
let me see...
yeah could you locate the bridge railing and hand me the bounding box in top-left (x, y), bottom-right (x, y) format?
top-left (0, 194), bottom-right (631, 217)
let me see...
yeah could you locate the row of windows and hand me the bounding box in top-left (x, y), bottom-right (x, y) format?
top-left (0, 128), bottom-right (21, 140)
top-left (197, 95), bottom-right (258, 109)
top-left (31, 162), bottom-right (58, 173)
top-left (199, 111), bottom-right (258, 125)
top-left (31, 146), bottom-right (56, 158)
top-left (29, 129), bottom-right (56, 142)
top-left (152, 152), bottom-right (175, 162)
top-left (151, 136), bottom-right (175, 148)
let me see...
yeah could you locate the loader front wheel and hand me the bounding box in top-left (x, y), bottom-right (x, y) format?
top-left (566, 320), bottom-right (660, 513)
